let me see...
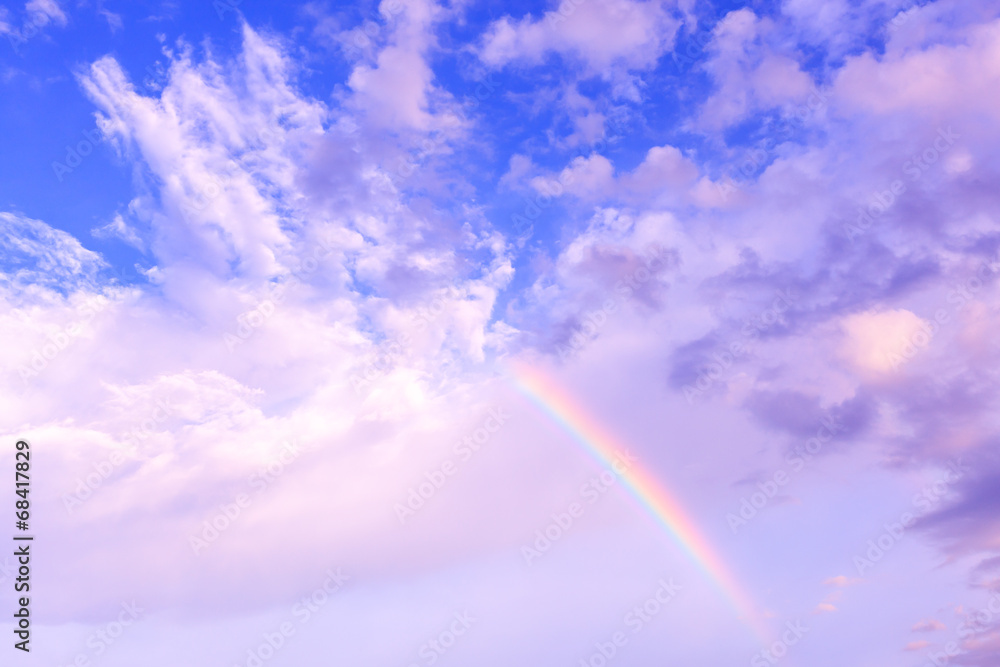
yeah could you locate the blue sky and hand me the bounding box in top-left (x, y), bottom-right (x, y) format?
top-left (0, 0), bottom-right (852, 285)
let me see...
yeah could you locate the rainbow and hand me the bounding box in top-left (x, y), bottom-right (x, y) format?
top-left (508, 360), bottom-right (771, 644)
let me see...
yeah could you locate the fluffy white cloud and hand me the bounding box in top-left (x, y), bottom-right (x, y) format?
top-left (694, 9), bottom-right (817, 131)
top-left (5, 1), bottom-right (1000, 661)
top-left (0, 19), bottom-right (531, 621)
top-left (479, 0), bottom-right (680, 73)
top-left (839, 308), bottom-right (930, 374)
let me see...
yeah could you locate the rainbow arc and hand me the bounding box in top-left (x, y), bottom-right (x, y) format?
top-left (508, 360), bottom-right (771, 644)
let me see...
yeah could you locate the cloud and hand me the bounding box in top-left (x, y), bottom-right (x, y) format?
top-left (0, 15), bottom-right (545, 623)
top-left (916, 448), bottom-right (1000, 557)
top-left (833, 13), bottom-right (1000, 124)
top-left (25, 0), bottom-right (66, 27)
top-left (99, 8), bottom-right (123, 32)
top-left (91, 213), bottom-right (144, 251)
top-left (743, 388), bottom-right (874, 442)
top-left (0, 212), bottom-right (105, 292)
top-left (913, 619), bottom-right (947, 632)
top-left (478, 0), bottom-right (679, 74)
top-left (904, 640), bottom-right (931, 650)
top-left (839, 309), bottom-right (930, 374)
top-left (345, 0), bottom-right (456, 132)
top-left (528, 143), bottom-right (709, 208)
top-left (694, 8), bottom-right (818, 131)
top-left (6, 0), bottom-right (1000, 660)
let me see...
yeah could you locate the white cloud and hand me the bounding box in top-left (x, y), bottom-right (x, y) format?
top-left (0, 212), bottom-right (105, 291)
top-left (528, 143), bottom-right (709, 207)
top-left (25, 0), bottom-right (66, 26)
top-left (0, 18), bottom-right (529, 619)
top-left (92, 213), bottom-right (144, 251)
top-left (479, 0), bottom-right (679, 73)
top-left (100, 8), bottom-right (123, 32)
top-left (5, 1), bottom-right (1000, 655)
top-left (695, 9), bottom-right (816, 131)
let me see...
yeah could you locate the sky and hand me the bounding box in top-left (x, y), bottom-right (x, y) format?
top-left (1, 0), bottom-right (1000, 665)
